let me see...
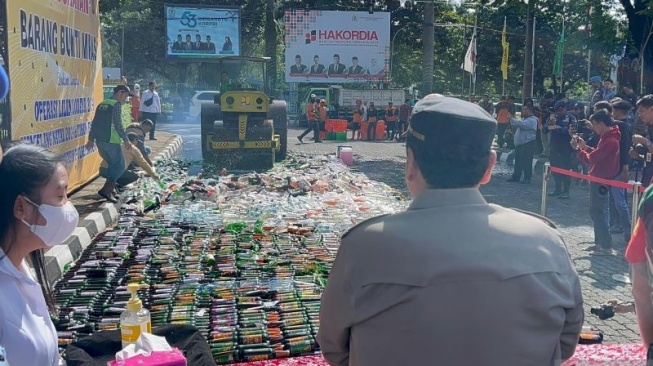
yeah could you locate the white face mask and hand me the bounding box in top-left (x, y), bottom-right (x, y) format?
top-left (21, 197), bottom-right (79, 247)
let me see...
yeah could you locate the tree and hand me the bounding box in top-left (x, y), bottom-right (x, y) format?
top-left (265, 0), bottom-right (278, 93)
top-left (618, 0), bottom-right (653, 93)
top-left (97, 0), bottom-right (624, 100)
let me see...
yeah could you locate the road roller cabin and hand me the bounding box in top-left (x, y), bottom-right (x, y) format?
top-left (201, 56), bottom-right (288, 171)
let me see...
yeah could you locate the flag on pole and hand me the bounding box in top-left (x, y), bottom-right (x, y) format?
top-left (552, 24), bottom-right (565, 77)
top-left (462, 27), bottom-right (477, 81)
top-left (501, 17), bottom-right (509, 80)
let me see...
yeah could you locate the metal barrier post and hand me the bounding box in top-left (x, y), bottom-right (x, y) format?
top-left (541, 162), bottom-right (550, 216)
top-left (632, 182), bottom-right (642, 234)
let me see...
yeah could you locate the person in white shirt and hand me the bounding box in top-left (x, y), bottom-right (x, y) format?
top-left (139, 81), bottom-right (162, 140)
top-left (0, 144), bottom-right (80, 366)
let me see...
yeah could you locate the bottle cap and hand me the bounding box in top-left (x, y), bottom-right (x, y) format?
top-left (126, 283), bottom-right (147, 312)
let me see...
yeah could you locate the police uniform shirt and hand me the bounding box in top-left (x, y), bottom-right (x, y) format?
top-left (318, 95), bottom-right (583, 366)
top-left (0, 248), bottom-right (60, 366)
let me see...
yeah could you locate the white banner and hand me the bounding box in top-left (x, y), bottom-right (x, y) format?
top-left (284, 10), bottom-right (390, 84)
top-left (165, 6), bottom-right (240, 59)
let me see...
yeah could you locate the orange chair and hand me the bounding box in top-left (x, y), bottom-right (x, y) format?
top-left (360, 121), bottom-right (368, 140)
top-left (376, 120), bottom-right (387, 140)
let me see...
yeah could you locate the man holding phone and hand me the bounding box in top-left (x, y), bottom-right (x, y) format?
top-left (572, 110), bottom-right (621, 254)
top-left (507, 106), bottom-right (538, 184)
top-left (544, 100), bottom-right (576, 199)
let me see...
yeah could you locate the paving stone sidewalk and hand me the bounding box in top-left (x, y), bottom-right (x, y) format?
top-left (287, 127), bottom-right (641, 344)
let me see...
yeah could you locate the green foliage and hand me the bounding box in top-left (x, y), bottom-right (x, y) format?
top-left (99, 0), bottom-right (628, 99)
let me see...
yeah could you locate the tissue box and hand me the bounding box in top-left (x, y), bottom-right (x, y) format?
top-left (107, 348), bottom-right (186, 366)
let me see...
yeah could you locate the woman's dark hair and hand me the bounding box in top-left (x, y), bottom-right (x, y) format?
top-left (0, 143), bottom-right (62, 312)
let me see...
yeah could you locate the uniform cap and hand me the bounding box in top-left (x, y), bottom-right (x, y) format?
top-left (113, 84), bottom-right (134, 96)
top-left (405, 94), bottom-right (496, 152)
top-left (612, 99), bottom-right (633, 111)
top-left (554, 100), bottom-right (567, 110)
top-left (590, 76), bottom-right (602, 83)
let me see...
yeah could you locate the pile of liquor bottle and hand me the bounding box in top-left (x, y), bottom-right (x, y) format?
top-left (54, 155), bottom-right (408, 364)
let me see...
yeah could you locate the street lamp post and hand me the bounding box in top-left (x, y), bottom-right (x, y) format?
top-left (641, 28), bottom-right (653, 94)
top-left (390, 25), bottom-right (410, 83)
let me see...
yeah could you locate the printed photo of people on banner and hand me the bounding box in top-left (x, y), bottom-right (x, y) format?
top-left (284, 10), bottom-right (390, 84)
top-left (165, 6), bottom-right (240, 59)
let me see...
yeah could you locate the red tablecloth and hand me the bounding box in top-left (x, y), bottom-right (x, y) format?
top-left (235, 344), bottom-right (648, 365)
top-left (563, 343), bottom-right (647, 365)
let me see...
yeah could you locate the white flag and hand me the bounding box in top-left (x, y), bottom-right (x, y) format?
top-left (461, 29), bottom-right (477, 80)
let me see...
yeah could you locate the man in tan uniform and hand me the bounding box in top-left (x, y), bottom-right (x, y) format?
top-left (318, 95), bottom-right (583, 366)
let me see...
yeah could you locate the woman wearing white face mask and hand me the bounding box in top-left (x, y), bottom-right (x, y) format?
top-left (0, 143), bottom-right (80, 366)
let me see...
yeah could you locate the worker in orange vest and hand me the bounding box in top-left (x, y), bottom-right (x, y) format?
top-left (298, 94), bottom-right (321, 143)
top-left (318, 99), bottom-right (328, 133)
top-left (385, 102), bottom-right (398, 140)
top-left (351, 99), bottom-right (364, 140)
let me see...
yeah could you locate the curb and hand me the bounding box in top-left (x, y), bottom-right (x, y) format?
top-left (44, 135), bottom-right (184, 285)
top-left (153, 134), bottom-right (184, 162)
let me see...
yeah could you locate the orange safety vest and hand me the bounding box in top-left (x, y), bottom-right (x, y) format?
top-left (386, 106), bottom-right (397, 122)
top-left (318, 105), bottom-right (328, 122)
top-left (353, 106), bottom-right (363, 123)
top-left (306, 102), bottom-right (318, 121)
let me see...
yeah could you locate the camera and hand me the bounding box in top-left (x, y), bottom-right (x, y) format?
top-left (635, 143), bottom-right (648, 156)
top-left (590, 304), bottom-right (615, 320)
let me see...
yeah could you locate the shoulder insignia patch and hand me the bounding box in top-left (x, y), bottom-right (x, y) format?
top-left (341, 213), bottom-right (391, 240)
top-left (510, 208), bottom-right (557, 229)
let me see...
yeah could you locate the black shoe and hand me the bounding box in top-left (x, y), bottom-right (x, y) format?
top-left (297, 136), bottom-right (303, 144)
top-left (557, 192), bottom-right (570, 199)
top-left (149, 137), bottom-right (157, 141)
top-left (548, 191), bottom-right (561, 197)
top-left (507, 178), bottom-right (520, 182)
top-left (315, 140), bottom-right (323, 143)
top-left (98, 190), bottom-right (118, 203)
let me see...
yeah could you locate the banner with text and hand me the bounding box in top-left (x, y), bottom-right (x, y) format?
top-left (165, 5), bottom-right (240, 59)
top-left (6, 0), bottom-right (104, 192)
top-left (284, 10), bottom-right (390, 84)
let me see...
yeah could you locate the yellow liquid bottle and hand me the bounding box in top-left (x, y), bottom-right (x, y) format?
top-left (120, 283), bottom-right (152, 348)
